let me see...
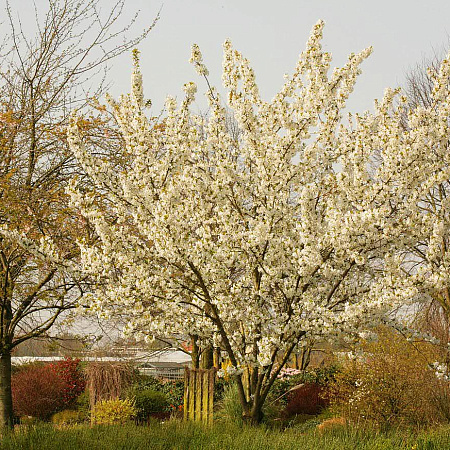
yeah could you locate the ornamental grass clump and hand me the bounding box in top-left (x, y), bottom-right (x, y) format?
top-left (215, 383), bottom-right (243, 426)
top-left (85, 362), bottom-right (134, 407)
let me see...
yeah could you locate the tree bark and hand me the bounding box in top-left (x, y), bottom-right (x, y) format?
top-left (190, 335), bottom-right (200, 369)
top-left (200, 344), bottom-right (214, 369)
top-left (213, 347), bottom-right (221, 369)
top-left (300, 347), bottom-right (312, 371)
top-left (243, 400), bottom-right (264, 425)
top-left (0, 351), bottom-right (13, 429)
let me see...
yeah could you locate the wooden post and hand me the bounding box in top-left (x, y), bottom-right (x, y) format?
top-left (195, 370), bottom-right (202, 421)
top-left (183, 368), bottom-right (189, 421)
top-left (201, 369), bottom-right (207, 422)
top-left (190, 368), bottom-right (197, 420)
top-left (191, 336), bottom-right (200, 369)
top-left (208, 368), bottom-right (215, 424)
top-left (184, 367), bottom-right (216, 423)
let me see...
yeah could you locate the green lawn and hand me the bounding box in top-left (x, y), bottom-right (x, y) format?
top-left (1, 421), bottom-right (450, 450)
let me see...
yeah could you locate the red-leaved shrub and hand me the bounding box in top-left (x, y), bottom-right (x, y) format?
top-left (283, 382), bottom-right (329, 418)
top-left (50, 358), bottom-right (85, 406)
top-left (12, 365), bottom-right (66, 419)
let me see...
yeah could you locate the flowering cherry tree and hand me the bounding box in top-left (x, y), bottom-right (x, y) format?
top-left (372, 56), bottom-right (450, 348)
top-left (67, 22), bottom-right (413, 423)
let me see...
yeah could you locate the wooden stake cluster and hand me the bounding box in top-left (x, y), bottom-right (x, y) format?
top-left (183, 368), bottom-right (215, 424)
top-left (85, 362), bottom-right (134, 408)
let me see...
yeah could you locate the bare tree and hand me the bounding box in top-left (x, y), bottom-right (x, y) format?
top-left (404, 47), bottom-right (447, 110)
top-left (0, 0), bottom-right (157, 428)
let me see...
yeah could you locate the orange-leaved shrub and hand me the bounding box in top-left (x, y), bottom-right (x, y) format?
top-left (327, 328), bottom-right (449, 428)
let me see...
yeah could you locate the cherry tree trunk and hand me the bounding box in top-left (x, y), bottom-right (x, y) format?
top-left (242, 401), bottom-right (264, 425)
top-left (200, 345), bottom-right (214, 369)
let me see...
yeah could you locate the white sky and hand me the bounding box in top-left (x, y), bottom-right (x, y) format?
top-left (108, 0), bottom-right (450, 114)
top-left (14, 0), bottom-right (450, 114)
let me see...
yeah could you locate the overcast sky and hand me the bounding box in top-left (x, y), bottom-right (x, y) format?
top-left (109, 0), bottom-right (450, 113)
top-left (17, 0), bottom-right (450, 114)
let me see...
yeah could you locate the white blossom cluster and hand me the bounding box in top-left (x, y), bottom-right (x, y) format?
top-left (0, 226), bottom-right (78, 274)
top-left (431, 362), bottom-right (450, 381)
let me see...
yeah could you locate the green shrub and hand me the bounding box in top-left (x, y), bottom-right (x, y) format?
top-left (129, 374), bottom-right (165, 392)
top-left (51, 409), bottom-right (86, 425)
top-left (302, 366), bottom-right (339, 385)
top-left (128, 375), bottom-right (184, 413)
top-left (160, 380), bottom-right (184, 412)
top-left (91, 398), bottom-right (136, 425)
top-left (74, 390), bottom-right (90, 417)
top-left (130, 389), bottom-right (169, 421)
top-left (214, 378), bottom-right (230, 403)
top-left (267, 377), bottom-right (294, 408)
